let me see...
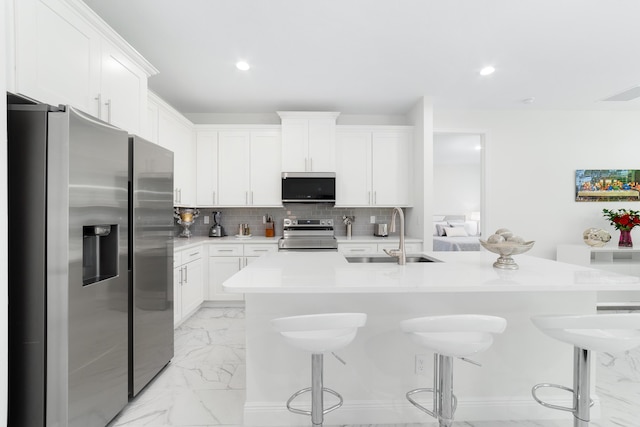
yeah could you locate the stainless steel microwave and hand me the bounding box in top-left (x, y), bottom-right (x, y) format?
top-left (281, 172), bottom-right (336, 203)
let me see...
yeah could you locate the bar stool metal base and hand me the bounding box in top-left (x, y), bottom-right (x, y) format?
top-left (286, 354), bottom-right (343, 427)
top-left (406, 354), bottom-right (457, 427)
top-left (532, 347), bottom-right (593, 427)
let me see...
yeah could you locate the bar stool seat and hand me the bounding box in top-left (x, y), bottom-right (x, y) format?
top-left (401, 314), bottom-right (507, 427)
top-left (271, 313), bottom-right (367, 427)
top-left (531, 313), bottom-right (640, 427)
top-left (531, 313), bottom-right (640, 353)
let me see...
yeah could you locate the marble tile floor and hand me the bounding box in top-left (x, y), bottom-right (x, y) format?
top-left (109, 307), bottom-right (640, 427)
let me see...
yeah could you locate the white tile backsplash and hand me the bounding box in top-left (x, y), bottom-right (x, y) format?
top-left (174, 206), bottom-right (397, 238)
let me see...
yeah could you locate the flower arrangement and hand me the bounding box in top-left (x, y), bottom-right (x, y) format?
top-left (602, 208), bottom-right (640, 231)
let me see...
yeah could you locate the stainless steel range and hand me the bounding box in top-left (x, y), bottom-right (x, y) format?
top-left (278, 218), bottom-right (338, 251)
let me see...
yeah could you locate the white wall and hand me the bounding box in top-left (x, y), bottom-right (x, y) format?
top-left (434, 163), bottom-right (481, 214)
top-left (406, 97), bottom-right (433, 247)
top-left (434, 109), bottom-right (640, 259)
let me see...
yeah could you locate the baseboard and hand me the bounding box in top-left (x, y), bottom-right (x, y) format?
top-left (201, 300), bottom-right (245, 308)
top-left (243, 396), bottom-right (601, 426)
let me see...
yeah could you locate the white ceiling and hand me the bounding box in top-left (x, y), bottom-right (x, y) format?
top-left (82, 0), bottom-right (640, 116)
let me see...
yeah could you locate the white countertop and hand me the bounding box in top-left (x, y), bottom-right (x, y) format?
top-left (173, 235), bottom-right (422, 250)
top-left (173, 235), bottom-right (281, 250)
top-left (223, 251), bottom-right (640, 293)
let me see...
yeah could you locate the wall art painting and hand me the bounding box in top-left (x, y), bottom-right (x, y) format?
top-left (576, 169), bottom-right (640, 202)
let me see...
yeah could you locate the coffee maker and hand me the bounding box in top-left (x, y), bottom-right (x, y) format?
top-left (209, 211), bottom-right (225, 237)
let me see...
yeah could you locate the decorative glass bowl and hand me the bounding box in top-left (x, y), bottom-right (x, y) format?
top-left (582, 228), bottom-right (611, 247)
top-left (479, 240), bottom-right (535, 270)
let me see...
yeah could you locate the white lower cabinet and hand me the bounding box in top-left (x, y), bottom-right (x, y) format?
top-left (173, 263), bottom-right (182, 326)
top-left (207, 242), bottom-right (278, 301)
top-left (338, 242), bottom-right (422, 255)
top-left (174, 246), bottom-right (204, 326)
top-left (208, 257), bottom-right (244, 302)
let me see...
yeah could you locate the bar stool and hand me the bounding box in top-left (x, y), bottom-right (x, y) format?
top-left (531, 313), bottom-right (640, 427)
top-left (271, 313), bottom-right (367, 427)
top-left (400, 314), bottom-right (507, 427)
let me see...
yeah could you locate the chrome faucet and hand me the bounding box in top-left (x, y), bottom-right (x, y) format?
top-left (383, 207), bottom-right (406, 265)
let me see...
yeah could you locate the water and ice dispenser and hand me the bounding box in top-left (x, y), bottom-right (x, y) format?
top-left (82, 225), bottom-right (118, 285)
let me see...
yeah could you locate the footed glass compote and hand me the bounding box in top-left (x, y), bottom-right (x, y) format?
top-left (174, 207), bottom-right (199, 237)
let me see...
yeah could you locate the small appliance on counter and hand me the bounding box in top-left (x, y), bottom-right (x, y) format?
top-left (209, 211), bottom-right (225, 237)
top-left (374, 223), bottom-right (389, 237)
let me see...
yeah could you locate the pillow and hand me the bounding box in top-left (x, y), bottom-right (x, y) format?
top-left (434, 221), bottom-right (448, 236)
top-left (447, 220), bottom-right (465, 227)
top-left (443, 226), bottom-right (469, 237)
top-left (464, 221), bottom-right (478, 236)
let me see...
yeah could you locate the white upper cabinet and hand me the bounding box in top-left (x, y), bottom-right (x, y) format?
top-left (200, 128), bottom-right (282, 207)
top-left (278, 112), bottom-right (339, 172)
top-left (336, 127), bottom-right (413, 207)
top-left (98, 40), bottom-right (148, 133)
top-left (218, 131), bottom-right (251, 206)
top-left (155, 95), bottom-right (195, 206)
top-left (11, 0), bottom-right (102, 115)
top-left (10, 0), bottom-right (157, 135)
top-left (336, 130), bottom-right (372, 206)
top-left (249, 130), bottom-right (282, 206)
top-left (371, 130), bottom-right (412, 206)
top-left (196, 131), bottom-right (219, 206)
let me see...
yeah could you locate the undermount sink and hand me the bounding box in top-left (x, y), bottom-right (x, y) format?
top-left (346, 255), bottom-right (440, 264)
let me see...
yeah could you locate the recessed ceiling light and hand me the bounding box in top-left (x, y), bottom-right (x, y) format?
top-left (479, 66), bottom-right (495, 76)
top-left (522, 97), bottom-right (536, 104)
top-left (236, 61), bottom-right (251, 71)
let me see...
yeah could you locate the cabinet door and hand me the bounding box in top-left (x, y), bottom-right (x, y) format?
top-left (372, 131), bottom-right (412, 206)
top-left (146, 98), bottom-right (159, 143)
top-left (308, 119), bottom-right (336, 172)
top-left (208, 257), bottom-right (243, 301)
top-left (281, 119), bottom-right (308, 172)
top-left (181, 258), bottom-right (203, 317)
top-left (196, 131), bottom-right (218, 206)
top-left (158, 108), bottom-right (195, 205)
top-left (173, 266), bottom-right (182, 326)
top-left (336, 131), bottom-right (372, 206)
top-left (13, 0), bottom-right (101, 116)
top-left (250, 131), bottom-right (282, 206)
top-left (218, 131), bottom-right (251, 206)
top-left (99, 40), bottom-right (147, 134)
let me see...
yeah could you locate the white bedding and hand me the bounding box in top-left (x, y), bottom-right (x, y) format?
top-left (433, 235), bottom-right (481, 251)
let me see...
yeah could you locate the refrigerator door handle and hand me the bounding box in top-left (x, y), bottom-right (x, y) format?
top-left (94, 94), bottom-right (102, 119)
top-left (69, 106), bottom-right (121, 131)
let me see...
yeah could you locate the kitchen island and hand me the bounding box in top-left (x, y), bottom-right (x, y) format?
top-left (223, 251), bottom-right (640, 426)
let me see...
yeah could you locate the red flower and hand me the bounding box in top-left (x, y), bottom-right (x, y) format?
top-left (603, 208), bottom-right (640, 231)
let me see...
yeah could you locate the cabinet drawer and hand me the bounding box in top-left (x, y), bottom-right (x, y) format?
top-left (338, 243), bottom-right (378, 254)
top-left (182, 246), bottom-right (203, 263)
top-left (209, 244), bottom-right (244, 256)
top-left (244, 244), bottom-right (278, 257)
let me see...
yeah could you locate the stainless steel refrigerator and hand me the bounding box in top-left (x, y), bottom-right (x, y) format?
top-left (128, 135), bottom-right (174, 397)
top-left (8, 97), bottom-right (130, 426)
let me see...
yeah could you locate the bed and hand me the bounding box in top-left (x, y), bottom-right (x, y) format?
top-left (432, 215), bottom-right (481, 251)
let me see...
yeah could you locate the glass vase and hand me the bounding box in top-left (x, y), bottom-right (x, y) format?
top-left (618, 229), bottom-right (633, 247)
